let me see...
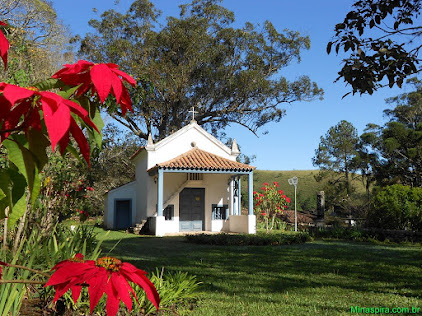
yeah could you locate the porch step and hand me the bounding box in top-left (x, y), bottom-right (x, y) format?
top-left (132, 220), bottom-right (147, 234)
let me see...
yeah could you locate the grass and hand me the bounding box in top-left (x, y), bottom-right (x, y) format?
top-left (95, 228), bottom-right (422, 316)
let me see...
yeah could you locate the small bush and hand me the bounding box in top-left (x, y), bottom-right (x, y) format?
top-left (309, 227), bottom-right (369, 241)
top-left (368, 184), bottom-right (422, 230)
top-left (127, 268), bottom-right (201, 315)
top-left (308, 226), bottom-right (422, 243)
top-left (185, 232), bottom-right (312, 246)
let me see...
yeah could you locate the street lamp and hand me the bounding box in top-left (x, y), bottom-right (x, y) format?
top-left (288, 176), bottom-right (298, 232)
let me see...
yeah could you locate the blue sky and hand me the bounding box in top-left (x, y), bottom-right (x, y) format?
top-left (53, 0), bottom-right (407, 171)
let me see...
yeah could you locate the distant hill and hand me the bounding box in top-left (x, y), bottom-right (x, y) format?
top-left (241, 170), bottom-right (367, 211)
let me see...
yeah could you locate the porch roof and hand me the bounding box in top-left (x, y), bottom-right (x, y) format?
top-left (147, 147), bottom-right (255, 173)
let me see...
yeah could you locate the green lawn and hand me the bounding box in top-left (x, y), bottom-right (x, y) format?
top-left (96, 229), bottom-right (422, 316)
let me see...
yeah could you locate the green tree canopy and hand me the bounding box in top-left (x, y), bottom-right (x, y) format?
top-left (78, 0), bottom-right (323, 141)
top-left (362, 78), bottom-right (422, 186)
top-left (0, 0), bottom-right (72, 85)
top-left (328, 0), bottom-right (422, 96)
top-left (313, 120), bottom-right (360, 195)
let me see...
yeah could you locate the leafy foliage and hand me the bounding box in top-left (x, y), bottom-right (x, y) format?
top-left (132, 268), bottom-right (201, 315)
top-left (79, 0), bottom-right (323, 141)
top-left (362, 79), bottom-right (422, 186)
top-left (0, 0), bottom-right (73, 85)
top-left (328, 0), bottom-right (422, 95)
top-left (313, 120), bottom-right (360, 196)
top-left (185, 231), bottom-right (312, 246)
top-left (367, 184), bottom-right (422, 230)
top-left (253, 181), bottom-right (290, 232)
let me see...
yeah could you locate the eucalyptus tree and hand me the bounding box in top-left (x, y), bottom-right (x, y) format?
top-left (0, 0), bottom-right (72, 85)
top-left (79, 0), bottom-right (323, 141)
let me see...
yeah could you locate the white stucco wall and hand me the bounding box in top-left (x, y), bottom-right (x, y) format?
top-left (134, 150), bottom-right (148, 222)
top-left (105, 181), bottom-right (137, 229)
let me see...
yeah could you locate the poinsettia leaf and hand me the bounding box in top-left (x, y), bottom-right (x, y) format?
top-left (34, 78), bottom-right (65, 91)
top-left (27, 127), bottom-right (49, 170)
top-left (88, 271), bottom-right (108, 313)
top-left (89, 107), bottom-right (104, 148)
top-left (3, 138), bottom-right (34, 191)
top-left (3, 136), bottom-right (42, 207)
top-left (0, 168), bottom-right (26, 222)
top-left (69, 120), bottom-right (90, 165)
top-left (75, 96), bottom-right (91, 113)
top-left (91, 64), bottom-right (113, 103)
top-left (30, 165), bottom-right (40, 206)
top-left (56, 84), bottom-right (82, 100)
top-left (0, 27), bottom-right (9, 69)
top-left (8, 193), bottom-right (26, 228)
top-left (0, 171), bottom-right (10, 219)
top-left (41, 94), bottom-right (71, 150)
top-left (65, 143), bottom-right (84, 165)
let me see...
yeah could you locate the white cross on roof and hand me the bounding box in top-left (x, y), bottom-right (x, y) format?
top-left (188, 106), bottom-right (199, 122)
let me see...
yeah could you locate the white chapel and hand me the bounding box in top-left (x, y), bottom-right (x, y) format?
top-left (104, 116), bottom-right (256, 236)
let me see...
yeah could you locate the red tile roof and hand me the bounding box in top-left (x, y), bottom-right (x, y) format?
top-left (148, 147), bottom-right (255, 172)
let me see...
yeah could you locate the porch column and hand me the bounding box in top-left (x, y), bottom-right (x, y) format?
top-left (157, 168), bottom-right (164, 216)
top-left (238, 176), bottom-right (241, 215)
top-left (248, 172), bottom-right (253, 215)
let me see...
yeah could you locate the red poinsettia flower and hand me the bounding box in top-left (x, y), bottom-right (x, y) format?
top-left (45, 254), bottom-right (160, 316)
top-left (273, 181), bottom-right (279, 187)
top-left (0, 84), bottom-right (98, 164)
top-left (52, 60), bottom-right (136, 116)
top-left (262, 182), bottom-right (269, 186)
top-left (0, 21), bottom-right (9, 69)
top-left (286, 197), bottom-right (291, 203)
top-left (261, 212), bottom-right (267, 216)
top-left (278, 190), bottom-right (284, 195)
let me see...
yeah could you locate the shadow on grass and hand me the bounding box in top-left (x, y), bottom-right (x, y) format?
top-left (98, 232), bottom-right (422, 304)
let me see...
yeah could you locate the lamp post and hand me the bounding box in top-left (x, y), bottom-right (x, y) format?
top-left (288, 176), bottom-right (298, 232)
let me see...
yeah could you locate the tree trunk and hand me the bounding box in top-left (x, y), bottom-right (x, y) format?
top-left (270, 214), bottom-right (276, 232)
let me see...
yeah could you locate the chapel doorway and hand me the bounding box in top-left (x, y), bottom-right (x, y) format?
top-left (115, 199), bottom-right (132, 230)
top-left (179, 188), bottom-right (205, 231)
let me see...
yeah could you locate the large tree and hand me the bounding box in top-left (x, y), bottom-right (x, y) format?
top-left (0, 0), bottom-right (72, 85)
top-left (362, 78), bottom-right (422, 186)
top-left (328, 0), bottom-right (422, 96)
top-left (79, 0), bottom-right (323, 141)
top-left (312, 120), bottom-right (360, 196)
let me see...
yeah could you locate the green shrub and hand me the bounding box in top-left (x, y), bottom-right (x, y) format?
top-left (132, 268), bottom-right (201, 315)
top-left (309, 227), bottom-right (369, 241)
top-left (185, 232), bottom-right (312, 246)
top-left (368, 184), bottom-right (422, 230)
